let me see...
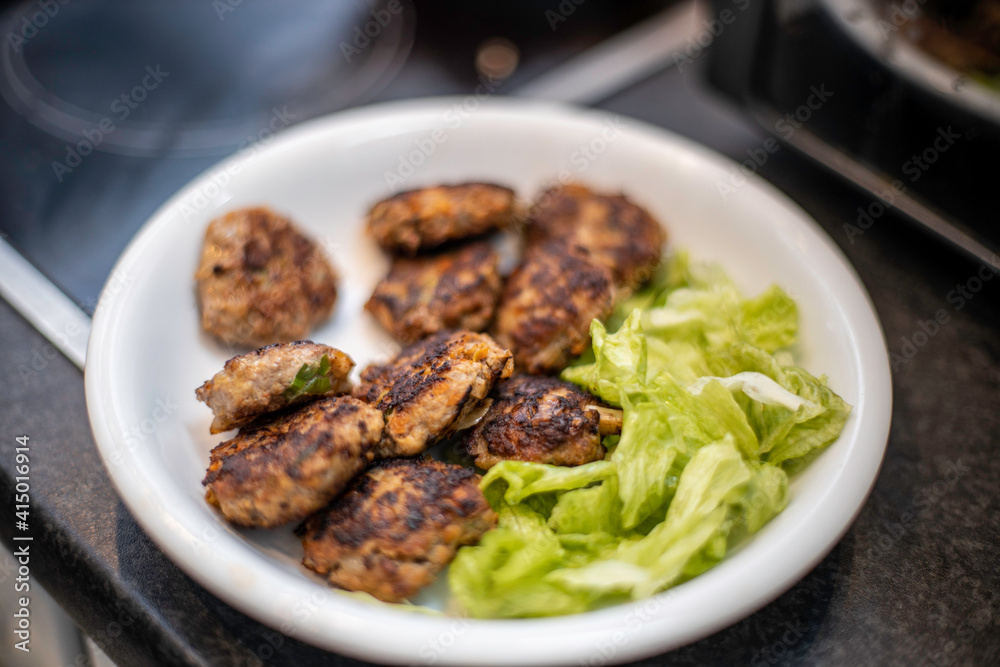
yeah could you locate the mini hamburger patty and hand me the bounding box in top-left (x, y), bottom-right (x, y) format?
top-left (195, 207), bottom-right (339, 347)
top-left (203, 396), bottom-right (383, 528)
top-left (367, 183), bottom-right (516, 255)
top-left (298, 457), bottom-right (496, 603)
top-left (196, 341), bottom-right (354, 434)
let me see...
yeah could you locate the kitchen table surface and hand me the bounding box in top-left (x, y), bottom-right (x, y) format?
top-left (2, 8), bottom-right (999, 666)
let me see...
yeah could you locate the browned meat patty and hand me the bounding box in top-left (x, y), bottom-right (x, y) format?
top-left (465, 375), bottom-right (609, 469)
top-left (203, 396), bottom-right (383, 528)
top-left (298, 457), bottom-right (496, 603)
top-left (354, 331), bottom-right (513, 458)
top-left (195, 207), bottom-right (338, 347)
top-left (527, 184), bottom-right (666, 290)
top-left (492, 242), bottom-right (614, 375)
top-left (367, 183), bottom-right (516, 255)
top-left (365, 241), bottom-right (502, 344)
top-left (196, 341), bottom-right (354, 434)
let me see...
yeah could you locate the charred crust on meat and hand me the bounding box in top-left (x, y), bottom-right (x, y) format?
top-left (364, 241), bottom-right (502, 344)
top-left (465, 375), bottom-right (606, 468)
top-left (202, 396), bottom-right (383, 528)
top-left (366, 183), bottom-right (517, 255)
top-left (353, 330), bottom-right (513, 457)
top-left (297, 457), bottom-right (495, 602)
top-left (526, 184), bottom-right (666, 291)
top-left (493, 241), bottom-right (614, 375)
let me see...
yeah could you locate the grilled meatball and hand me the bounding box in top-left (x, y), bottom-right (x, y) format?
top-left (195, 207), bottom-right (338, 347)
top-left (196, 341), bottom-right (354, 434)
top-left (465, 375), bottom-right (608, 469)
top-left (298, 457), bottom-right (496, 603)
top-left (354, 331), bottom-right (513, 458)
top-left (367, 183), bottom-right (516, 255)
top-left (492, 242), bottom-right (614, 375)
top-left (365, 241), bottom-right (502, 344)
top-left (528, 184), bottom-right (666, 290)
top-left (203, 396), bottom-right (383, 528)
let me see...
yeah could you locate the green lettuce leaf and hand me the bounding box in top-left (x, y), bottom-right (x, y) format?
top-left (482, 459), bottom-right (614, 507)
top-left (616, 438), bottom-right (748, 585)
top-left (740, 285), bottom-right (799, 352)
top-left (561, 310), bottom-right (647, 405)
top-left (450, 252), bottom-right (850, 619)
top-left (706, 344), bottom-right (852, 464)
top-left (450, 502), bottom-right (596, 617)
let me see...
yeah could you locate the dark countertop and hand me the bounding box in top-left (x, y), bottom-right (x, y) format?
top-left (3, 11), bottom-right (1000, 667)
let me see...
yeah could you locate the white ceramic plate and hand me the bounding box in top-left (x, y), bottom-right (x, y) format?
top-left (85, 98), bottom-right (891, 666)
top-left (819, 0), bottom-right (1000, 125)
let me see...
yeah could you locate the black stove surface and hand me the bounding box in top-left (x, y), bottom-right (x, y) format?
top-left (0, 0), bottom-right (670, 311)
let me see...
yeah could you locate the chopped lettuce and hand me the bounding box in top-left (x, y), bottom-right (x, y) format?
top-left (450, 251), bottom-right (851, 618)
top-left (561, 312), bottom-right (648, 405)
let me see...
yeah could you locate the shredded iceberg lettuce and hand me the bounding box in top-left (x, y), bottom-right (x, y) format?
top-left (449, 252), bottom-right (851, 618)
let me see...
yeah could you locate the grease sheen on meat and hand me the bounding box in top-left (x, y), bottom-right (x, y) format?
top-left (195, 207), bottom-right (338, 347)
top-left (528, 184), bottom-right (666, 290)
top-left (365, 241), bottom-right (502, 344)
top-left (465, 375), bottom-right (606, 469)
top-left (367, 183), bottom-right (516, 255)
top-left (298, 457), bottom-right (496, 603)
top-left (492, 242), bottom-right (614, 375)
top-left (354, 330), bottom-right (513, 458)
top-left (196, 341), bottom-right (354, 434)
top-left (203, 396), bottom-right (383, 528)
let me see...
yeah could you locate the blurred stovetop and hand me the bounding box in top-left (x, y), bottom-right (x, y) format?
top-left (0, 0), bottom-right (672, 313)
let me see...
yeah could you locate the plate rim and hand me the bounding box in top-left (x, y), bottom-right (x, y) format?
top-left (818, 0), bottom-right (1000, 124)
top-left (85, 96), bottom-right (892, 666)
